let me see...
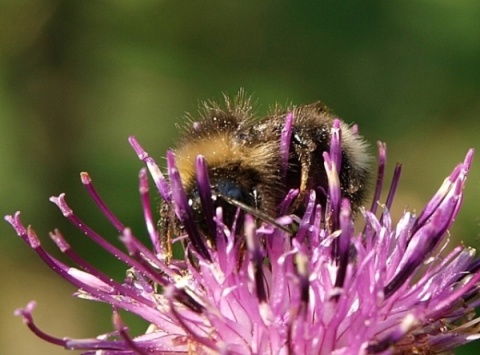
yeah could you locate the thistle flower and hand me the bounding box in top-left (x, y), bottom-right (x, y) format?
top-left (5, 117), bottom-right (480, 354)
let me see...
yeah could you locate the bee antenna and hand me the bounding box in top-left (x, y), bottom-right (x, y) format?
top-left (216, 193), bottom-right (293, 235)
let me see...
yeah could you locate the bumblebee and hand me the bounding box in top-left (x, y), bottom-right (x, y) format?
top-left (162, 92), bottom-right (371, 247)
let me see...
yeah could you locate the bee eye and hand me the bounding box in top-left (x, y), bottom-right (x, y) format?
top-left (216, 180), bottom-right (245, 201)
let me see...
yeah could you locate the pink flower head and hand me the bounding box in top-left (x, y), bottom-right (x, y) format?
top-left (5, 114), bottom-right (480, 354)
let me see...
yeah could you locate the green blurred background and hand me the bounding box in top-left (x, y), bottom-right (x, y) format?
top-left (1, 1), bottom-right (479, 354)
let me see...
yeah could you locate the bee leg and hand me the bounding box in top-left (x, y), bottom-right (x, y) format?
top-left (159, 202), bottom-right (174, 263)
top-left (289, 128), bottom-right (315, 213)
top-left (290, 152), bottom-right (312, 212)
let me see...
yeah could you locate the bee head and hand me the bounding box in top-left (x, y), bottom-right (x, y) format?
top-left (185, 165), bottom-right (262, 240)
